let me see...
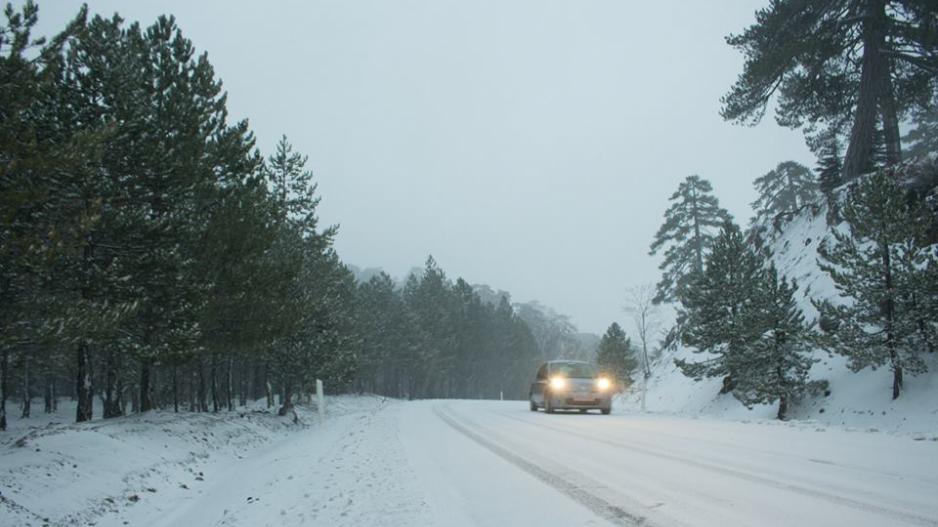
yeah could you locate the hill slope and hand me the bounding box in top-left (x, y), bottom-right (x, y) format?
top-left (619, 207), bottom-right (938, 435)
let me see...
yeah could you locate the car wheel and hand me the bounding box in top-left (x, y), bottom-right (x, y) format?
top-left (529, 399), bottom-right (537, 412)
top-left (579, 409), bottom-right (588, 414)
top-left (545, 396), bottom-right (555, 414)
top-left (601, 407), bottom-right (611, 415)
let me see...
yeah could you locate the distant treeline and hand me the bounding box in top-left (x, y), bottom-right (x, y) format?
top-left (354, 259), bottom-right (539, 400)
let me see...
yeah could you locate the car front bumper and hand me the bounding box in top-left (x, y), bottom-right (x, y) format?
top-left (547, 392), bottom-right (612, 410)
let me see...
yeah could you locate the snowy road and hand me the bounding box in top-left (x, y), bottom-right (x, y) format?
top-left (429, 401), bottom-right (938, 527)
top-left (87, 399), bottom-right (938, 527)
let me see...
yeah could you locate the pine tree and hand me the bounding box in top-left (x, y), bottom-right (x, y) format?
top-left (451, 278), bottom-right (485, 397)
top-left (815, 168), bottom-right (936, 399)
top-left (0, 2), bottom-right (126, 426)
top-left (721, 1), bottom-right (938, 181)
top-left (649, 175), bottom-right (731, 304)
top-left (810, 130), bottom-right (846, 224)
top-left (596, 322), bottom-right (637, 387)
top-left (904, 93), bottom-right (938, 161)
top-left (676, 220), bottom-right (764, 393)
top-left (750, 161), bottom-right (818, 232)
top-left (262, 136), bottom-right (344, 415)
top-left (733, 265), bottom-right (820, 420)
top-left (403, 256), bottom-right (459, 398)
top-left (194, 142), bottom-right (270, 413)
top-left (355, 273), bottom-right (404, 395)
top-left (113, 16), bottom-right (234, 412)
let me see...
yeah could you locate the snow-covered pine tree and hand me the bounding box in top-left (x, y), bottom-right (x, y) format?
top-left (721, 1), bottom-right (938, 181)
top-left (809, 129), bottom-right (845, 224)
top-left (904, 92), bottom-right (938, 161)
top-left (55, 14), bottom-right (132, 420)
top-left (675, 220), bottom-right (764, 393)
top-left (596, 322), bottom-right (638, 387)
top-left (649, 175), bottom-right (731, 304)
top-left (489, 294), bottom-right (538, 400)
top-left (192, 131), bottom-right (268, 413)
top-left (403, 256), bottom-right (459, 398)
top-left (750, 161), bottom-right (818, 232)
top-left (815, 168), bottom-right (937, 400)
top-left (122, 16), bottom-right (237, 412)
top-left (0, 4), bottom-right (133, 425)
top-left (262, 136), bottom-right (345, 415)
top-left (733, 265), bottom-right (820, 420)
top-left (504, 305), bottom-right (540, 399)
top-left (355, 273), bottom-right (405, 395)
top-left (0, 3), bottom-right (65, 430)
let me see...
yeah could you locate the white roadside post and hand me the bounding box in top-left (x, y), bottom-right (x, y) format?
top-left (316, 379), bottom-right (325, 422)
top-left (641, 372), bottom-right (649, 412)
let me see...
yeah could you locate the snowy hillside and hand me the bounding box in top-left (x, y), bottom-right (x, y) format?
top-left (620, 207), bottom-right (938, 435)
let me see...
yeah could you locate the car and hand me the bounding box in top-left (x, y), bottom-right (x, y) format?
top-left (529, 360), bottom-right (613, 414)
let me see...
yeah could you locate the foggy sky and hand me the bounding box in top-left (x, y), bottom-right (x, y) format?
top-left (33, 0), bottom-right (813, 335)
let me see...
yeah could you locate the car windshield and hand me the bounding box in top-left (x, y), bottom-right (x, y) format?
top-left (550, 362), bottom-right (596, 379)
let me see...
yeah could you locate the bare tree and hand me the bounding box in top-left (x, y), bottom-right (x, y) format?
top-left (623, 284), bottom-right (660, 411)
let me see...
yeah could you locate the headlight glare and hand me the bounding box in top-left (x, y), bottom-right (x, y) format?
top-left (549, 376), bottom-right (567, 390)
top-left (596, 377), bottom-right (611, 391)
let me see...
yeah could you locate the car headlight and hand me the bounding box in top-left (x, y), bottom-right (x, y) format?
top-left (549, 376), bottom-right (567, 390)
top-left (596, 377), bottom-right (611, 391)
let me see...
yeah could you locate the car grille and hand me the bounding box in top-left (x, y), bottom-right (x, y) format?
top-left (565, 398), bottom-right (599, 406)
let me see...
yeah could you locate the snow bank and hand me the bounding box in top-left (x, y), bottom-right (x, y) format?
top-left (619, 208), bottom-right (938, 435)
top-left (0, 397), bottom-right (374, 526)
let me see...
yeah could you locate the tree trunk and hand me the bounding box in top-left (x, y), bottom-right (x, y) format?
top-left (103, 349), bottom-right (122, 418)
top-left (843, 0), bottom-right (889, 181)
top-left (691, 188), bottom-right (704, 275)
top-left (211, 353), bottom-right (219, 413)
top-left (239, 361), bottom-right (247, 407)
top-left (881, 237), bottom-right (902, 400)
top-left (76, 342), bottom-right (93, 422)
top-left (44, 375), bottom-right (55, 413)
top-left (226, 356), bottom-right (233, 412)
top-left (197, 358), bottom-right (207, 412)
top-left (139, 359), bottom-right (154, 412)
top-left (278, 381), bottom-right (294, 416)
top-left (172, 365), bottom-right (179, 413)
top-left (0, 348), bottom-right (8, 431)
top-left (880, 69), bottom-right (901, 165)
top-left (719, 375), bottom-right (735, 394)
top-left (777, 394), bottom-right (789, 420)
top-left (20, 352), bottom-right (30, 419)
top-left (188, 365), bottom-right (196, 411)
top-left (892, 364), bottom-right (903, 400)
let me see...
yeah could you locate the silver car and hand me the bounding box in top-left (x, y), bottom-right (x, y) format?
top-left (529, 360), bottom-right (613, 414)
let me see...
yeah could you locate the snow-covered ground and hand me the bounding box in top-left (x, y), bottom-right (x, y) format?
top-left (619, 207), bottom-right (938, 435)
top-left (3, 397), bottom-right (937, 526)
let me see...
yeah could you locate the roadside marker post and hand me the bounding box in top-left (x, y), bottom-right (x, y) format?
top-left (316, 379), bottom-right (325, 422)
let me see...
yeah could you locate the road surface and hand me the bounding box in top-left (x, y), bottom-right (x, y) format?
top-left (108, 398), bottom-right (938, 527)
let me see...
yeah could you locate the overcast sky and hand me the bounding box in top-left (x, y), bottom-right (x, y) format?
top-left (33, 0), bottom-right (812, 334)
